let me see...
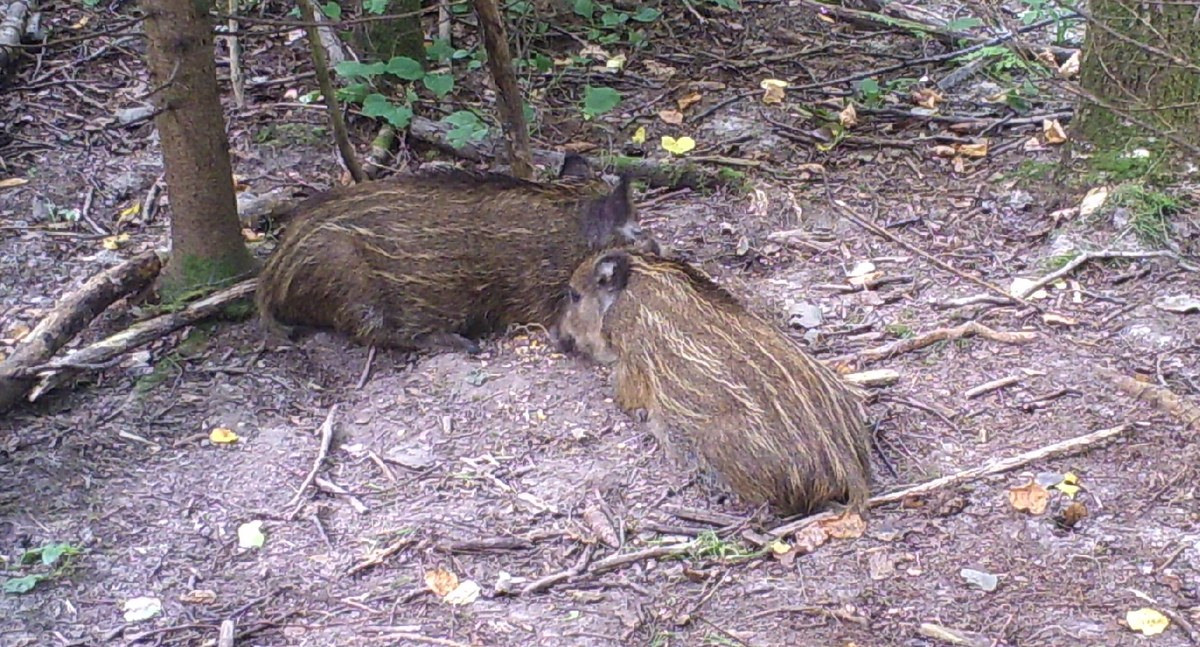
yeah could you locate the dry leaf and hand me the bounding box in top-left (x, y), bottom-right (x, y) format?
top-left (242, 228), bottom-right (265, 243)
top-left (658, 109), bottom-right (684, 125)
top-left (677, 92), bottom-right (703, 110)
top-left (582, 506), bottom-right (619, 548)
top-left (605, 54), bottom-right (626, 70)
top-left (425, 568), bottom-right (459, 597)
top-left (931, 145), bottom-right (958, 158)
top-left (839, 103), bottom-right (858, 128)
top-left (820, 512), bottom-right (866, 539)
top-left (0, 178), bottom-right (29, 188)
top-left (1035, 50), bottom-right (1057, 68)
top-left (1078, 186), bottom-right (1109, 217)
top-left (1058, 51), bottom-right (1081, 78)
top-left (911, 88), bottom-right (943, 109)
top-left (102, 234), bottom-right (131, 250)
top-left (1127, 608), bottom-right (1170, 635)
top-left (1055, 472), bottom-right (1081, 497)
top-left (760, 78), bottom-right (788, 105)
top-left (1010, 277), bottom-right (1049, 300)
top-left (209, 427), bottom-right (239, 444)
top-left (1043, 119), bottom-right (1068, 144)
top-left (444, 580), bottom-right (482, 606)
top-left (1008, 481), bottom-right (1050, 515)
top-left (579, 44), bottom-right (609, 60)
top-left (957, 141), bottom-right (989, 158)
top-left (1060, 501), bottom-right (1087, 528)
top-left (644, 60), bottom-right (677, 78)
top-left (769, 539), bottom-right (791, 555)
top-left (848, 271), bottom-right (884, 286)
top-left (791, 524), bottom-right (829, 554)
top-left (180, 590), bottom-right (217, 604)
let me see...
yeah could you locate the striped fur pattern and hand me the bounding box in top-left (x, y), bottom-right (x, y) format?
top-left (256, 157), bottom-right (659, 352)
top-left (555, 250), bottom-right (873, 516)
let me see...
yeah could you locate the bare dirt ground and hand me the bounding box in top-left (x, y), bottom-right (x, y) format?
top-left (3, 1), bottom-right (1200, 646)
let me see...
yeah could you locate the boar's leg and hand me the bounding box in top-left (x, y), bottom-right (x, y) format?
top-left (412, 331), bottom-right (483, 355)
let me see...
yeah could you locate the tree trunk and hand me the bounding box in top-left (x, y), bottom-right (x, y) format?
top-left (1075, 0), bottom-right (1200, 165)
top-left (142, 0), bottom-right (254, 300)
top-left (358, 0), bottom-right (426, 65)
top-left (473, 0), bottom-right (533, 179)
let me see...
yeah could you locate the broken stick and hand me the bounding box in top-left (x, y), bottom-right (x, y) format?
top-left (0, 250), bottom-right (164, 414)
top-left (25, 279), bottom-right (256, 403)
top-left (768, 423), bottom-right (1132, 538)
top-left (832, 321), bottom-right (1037, 367)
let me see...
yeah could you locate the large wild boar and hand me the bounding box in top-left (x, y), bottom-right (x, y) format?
top-left (255, 155), bottom-right (660, 353)
top-left (553, 249), bottom-right (873, 516)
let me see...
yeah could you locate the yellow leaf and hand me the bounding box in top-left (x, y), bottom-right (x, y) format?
top-left (102, 234), bottom-right (131, 250)
top-left (759, 78), bottom-right (788, 105)
top-left (209, 427), bottom-right (239, 444)
top-left (71, 15), bottom-right (90, 29)
top-left (605, 54), bottom-right (626, 70)
top-left (119, 204), bottom-right (142, 219)
top-left (677, 92), bottom-right (702, 111)
top-left (1127, 608), bottom-right (1170, 635)
top-left (1078, 186), bottom-right (1109, 217)
top-left (658, 109), bottom-right (684, 125)
top-left (0, 177), bottom-right (29, 188)
top-left (1055, 472), bottom-right (1081, 497)
top-left (839, 103), bottom-right (858, 128)
top-left (661, 136), bottom-right (696, 155)
top-left (425, 568), bottom-right (459, 597)
top-left (631, 127), bottom-right (647, 144)
top-left (817, 12), bottom-right (835, 22)
top-left (1043, 119), bottom-right (1068, 144)
top-left (1008, 481), bottom-right (1049, 515)
top-left (770, 539), bottom-right (791, 555)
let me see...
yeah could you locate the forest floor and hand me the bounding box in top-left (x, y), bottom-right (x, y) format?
top-left (2, 1), bottom-right (1200, 646)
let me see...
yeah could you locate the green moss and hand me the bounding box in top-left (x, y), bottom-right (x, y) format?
top-left (1107, 184), bottom-right (1186, 247)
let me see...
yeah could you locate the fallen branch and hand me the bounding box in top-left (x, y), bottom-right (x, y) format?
top-left (287, 405), bottom-right (338, 520)
top-left (769, 423), bottom-right (1133, 538)
top-left (821, 179), bottom-right (1042, 312)
top-left (963, 375), bottom-right (1022, 399)
top-left (842, 369), bottom-right (900, 388)
top-left (1015, 250), bottom-right (1193, 299)
top-left (831, 321), bottom-right (1038, 367)
top-left (408, 116), bottom-right (736, 190)
top-left (0, 250), bottom-right (163, 414)
top-left (1100, 369), bottom-right (1200, 430)
top-left (25, 279), bottom-right (256, 402)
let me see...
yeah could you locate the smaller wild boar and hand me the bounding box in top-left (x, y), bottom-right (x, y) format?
top-left (255, 155), bottom-right (661, 353)
top-left (553, 249), bottom-right (873, 516)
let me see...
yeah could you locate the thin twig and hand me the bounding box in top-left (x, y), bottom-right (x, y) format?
top-left (286, 405), bottom-right (338, 520)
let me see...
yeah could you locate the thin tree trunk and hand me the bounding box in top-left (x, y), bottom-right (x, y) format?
top-left (473, 0), bottom-right (533, 179)
top-left (142, 0), bottom-right (254, 299)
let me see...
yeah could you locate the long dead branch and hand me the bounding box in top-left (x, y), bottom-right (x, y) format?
top-left (25, 279), bottom-right (256, 402)
top-left (830, 321), bottom-right (1038, 367)
top-left (0, 250), bottom-right (163, 414)
top-left (769, 423), bottom-right (1133, 538)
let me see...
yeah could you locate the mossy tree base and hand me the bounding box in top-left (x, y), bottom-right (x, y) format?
top-left (1074, 0), bottom-right (1200, 177)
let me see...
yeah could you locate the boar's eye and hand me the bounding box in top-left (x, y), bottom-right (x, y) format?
top-left (568, 288), bottom-right (582, 303)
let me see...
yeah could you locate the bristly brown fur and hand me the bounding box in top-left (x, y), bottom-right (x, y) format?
top-left (255, 158), bottom-right (659, 352)
top-left (555, 249), bottom-right (873, 516)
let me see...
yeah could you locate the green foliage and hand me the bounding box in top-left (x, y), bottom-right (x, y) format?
top-left (442, 110), bottom-right (490, 148)
top-left (563, 0), bottom-right (662, 46)
top-left (319, 1), bottom-right (341, 20)
top-left (945, 17), bottom-right (984, 31)
top-left (853, 77), bottom-right (918, 108)
top-left (1109, 184), bottom-right (1187, 248)
top-left (4, 542), bottom-right (82, 595)
top-left (582, 86), bottom-right (621, 119)
top-left (1017, 0), bottom-right (1077, 43)
top-left (330, 55), bottom-right (458, 129)
top-left (885, 323), bottom-right (915, 338)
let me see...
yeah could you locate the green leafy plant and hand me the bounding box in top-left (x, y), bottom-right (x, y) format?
top-left (567, 0), bottom-right (660, 45)
top-left (4, 542), bottom-right (82, 595)
top-left (329, 55), bottom-right (456, 129)
top-left (443, 110), bottom-right (490, 148)
top-left (1018, 0), bottom-right (1077, 43)
top-left (581, 85), bottom-right (621, 119)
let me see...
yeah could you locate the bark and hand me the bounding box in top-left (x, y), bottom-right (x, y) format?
top-left (1075, 0), bottom-right (1200, 163)
top-left (142, 0), bottom-right (254, 299)
top-left (472, 0), bottom-right (533, 179)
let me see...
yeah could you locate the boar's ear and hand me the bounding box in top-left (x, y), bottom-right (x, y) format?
top-left (594, 250), bottom-right (632, 293)
top-left (559, 153), bottom-right (593, 179)
top-left (596, 175), bottom-right (635, 227)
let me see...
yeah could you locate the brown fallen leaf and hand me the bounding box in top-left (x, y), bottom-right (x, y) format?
top-left (1008, 481), bottom-right (1049, 515)
top-left (1058, 501), bottom-right (1087, 529)
top-left (425, 568), bottom-right (459, 597)
top-left (677, 92), bottom-right (703, 110)
top-left (957, 141), bottom-right (989, 158)
top-left (760, 78), bottom-right (788, 105)
top-left (911, 88), bottom-right (944, 109)
top-left (582, 505), bottom-right (619, 548)
top-left (1043, 119), bottom-right (1068, 144)
top-left (839, 103), bottom-right (858, 128)
top-left (659, 109), bottom-right (684, 125)
top-left (820, 511), bottom-right (867, 539)
top-left (791, 524), bottom-right (829, 554)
